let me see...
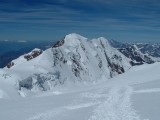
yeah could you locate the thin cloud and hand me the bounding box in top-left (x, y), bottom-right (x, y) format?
top-left (0, 0), bottom-right (160, 42)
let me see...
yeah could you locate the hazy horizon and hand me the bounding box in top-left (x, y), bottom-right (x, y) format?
top-left (0, 33), bottom-right (160, 44)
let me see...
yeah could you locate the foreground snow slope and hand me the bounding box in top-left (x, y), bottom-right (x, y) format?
top-left (0, 62), bottom-right (160, 120)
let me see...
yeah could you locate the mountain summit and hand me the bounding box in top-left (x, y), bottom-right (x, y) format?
top-left (1, 33), bottom-right (132, 95)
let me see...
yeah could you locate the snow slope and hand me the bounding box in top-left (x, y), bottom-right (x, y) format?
top-left (1, 33), bottom-right (131, 95)
top-left (0, 62), bottom-right (160, 120)
top-left (0, 33), bottom-right (159, 120)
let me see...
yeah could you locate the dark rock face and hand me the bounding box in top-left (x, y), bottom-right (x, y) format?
top-left (24, 49), bottom-right (43, 61)
top-left (5, 49), bottom-right (43, 68)
top-left (118, 45), bottom-right (154, 66)
top-left (104, 50), bottom-right (125, 77)
top-left (6, 62), bottom-right (14, 68)
top-left (52, 48), bottom-right (65, 66)
top-left (52, 39), bottom-right (65, 48)
top-left (71, 54), bottom-right (83, 78)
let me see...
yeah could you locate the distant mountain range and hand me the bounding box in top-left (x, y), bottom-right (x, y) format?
top-left (110, 39), bottom-right (160, 59)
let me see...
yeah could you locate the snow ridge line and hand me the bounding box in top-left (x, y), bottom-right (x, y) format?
top-left (88, 86), bottom-right (141, 120)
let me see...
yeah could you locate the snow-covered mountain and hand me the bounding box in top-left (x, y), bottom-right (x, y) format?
top-left (0, 40), bottom-right (53, 68)
top-left (5, 48), bottom-right (43, 68)
top-left (1, 33), bottom-right (160, 120)
top-left (110, 40), bottom-right (160, 62)
top-left (1, 33), bottom-right (131, 95)
top-left (118, 45), bottom-right (154, 66)
top-left (136, 43), bottom-right (160, 62)
top-left (109, 39), bottom-right (129, 48)
top-left (136, 43), bottom-right (160, 58)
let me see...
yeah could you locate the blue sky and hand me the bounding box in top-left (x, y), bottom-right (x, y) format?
top-left (0, 0), bottom-right (160, 43)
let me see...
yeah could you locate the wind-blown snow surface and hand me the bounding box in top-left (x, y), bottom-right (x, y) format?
top-left (0, 62), bottom-right (160, 120)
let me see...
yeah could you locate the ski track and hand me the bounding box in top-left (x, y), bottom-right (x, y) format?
top-left (27, 86), bottom-right (144, 120)
top-left (88, 86), bottom-right (142, 120)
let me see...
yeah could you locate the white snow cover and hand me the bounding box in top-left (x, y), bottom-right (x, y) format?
top-left (1, 33), bottom-right (131, 94)
top-left (1, 33), bottom-right (160, 120)
top-left (4, 48), bottom-right (42, 68)
top-left (0, 61), bottom-right (160, 120)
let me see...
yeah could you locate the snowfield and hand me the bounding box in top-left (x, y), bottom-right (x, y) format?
top-left (0, 62), bottom-right (160, 120)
